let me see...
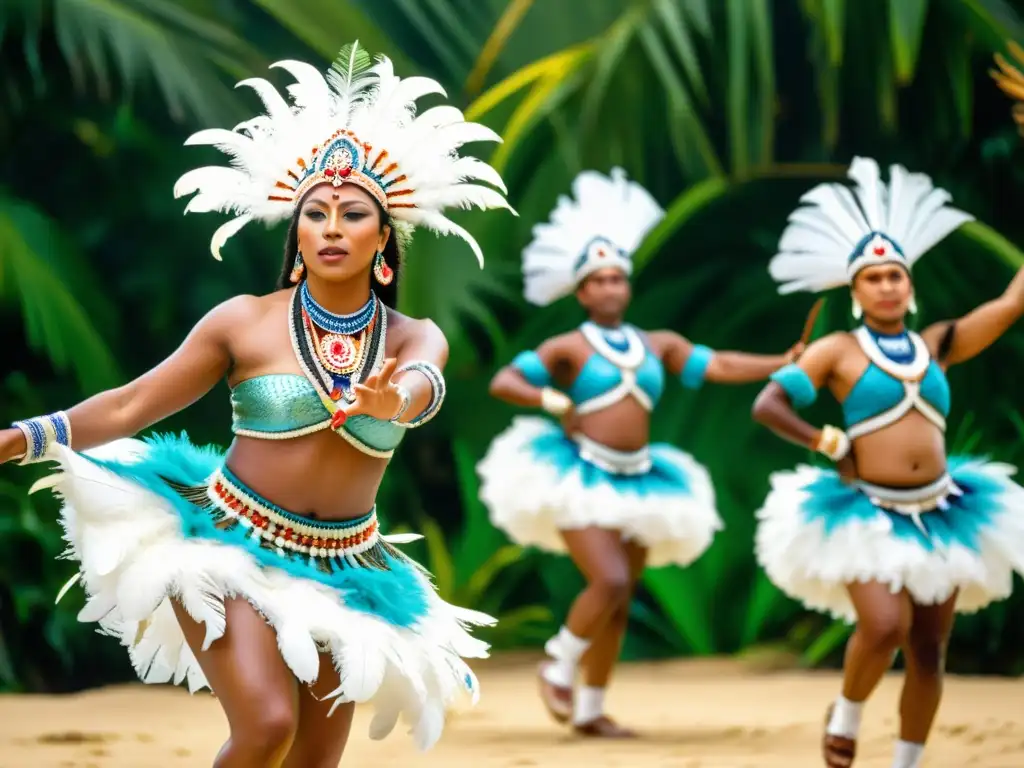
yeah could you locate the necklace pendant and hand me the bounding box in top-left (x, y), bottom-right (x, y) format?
top-left (319, 333), bottom-right (359, 373)
top-left (330, 386), bottom-right (343, 401)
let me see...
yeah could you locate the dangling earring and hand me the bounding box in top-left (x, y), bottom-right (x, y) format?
top-left (373, 251), bottom-right (393, 286)
top-left (908, 294), bottom-right (918, 314)
top-left (851, 297), bottom-right (862, 319)
top-left (290, 251), bottom-right (305, 283)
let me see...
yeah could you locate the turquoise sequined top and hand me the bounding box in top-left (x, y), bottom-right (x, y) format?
top-left (230, 374), bottom-right (405, 457)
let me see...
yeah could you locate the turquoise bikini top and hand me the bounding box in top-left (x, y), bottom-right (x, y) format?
top-left (512, 322), bottom-right (713, 416)
top-left (230, 374), bottom-right (405, 458)
top-left (840, 327), bottom-right (949, 438)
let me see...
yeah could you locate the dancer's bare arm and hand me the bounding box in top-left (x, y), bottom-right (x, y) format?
top-left (650, 330), bottom-right (803, 385)
top-left (751, 333), bottom-right (845, 451)
top-left (920, 265), bottom-right (1024, 367)
top-left (488, 334), bottom-right (576, 409)
top-left (0, 296), bottom-right (257, 462)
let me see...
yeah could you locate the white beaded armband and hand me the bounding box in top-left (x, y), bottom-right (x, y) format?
top-left (540, 387), bottom-right (572, 417)
top-left (395, 361), bottom-right (445, 427)
top-left (12, 411), bottom-right (72, 465)
top-left (389, 384), bottom-right (412, 423)
top-left (815, 424), bottom-right (850, 461)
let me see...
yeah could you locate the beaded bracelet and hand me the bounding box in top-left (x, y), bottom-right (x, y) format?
top-left (395, 361), bottom-right (446, 428)
top-left (12, 411), bottom-right (72, 465)
top-left (389, 384), bottom-right (412, 423)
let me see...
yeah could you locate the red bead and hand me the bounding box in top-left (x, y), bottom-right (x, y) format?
top-left (380, 263), bottom-right (393, 279)
top-left (331, 410), bottom-right (347, 429)
top-left (339, 167), bottom-right (351, 177)
top-left (301, 535), bottom-right (312, 546)
top-left (283, 528), bottom-right (293, 541)
top-left (328, 540), bottom-right (339, 549)
top-left (873, 246), bottom-right (885, 255)
top-left (324, 168), bottom-right (336, 177)
top-left (330, 386), bottom-right (342, 401)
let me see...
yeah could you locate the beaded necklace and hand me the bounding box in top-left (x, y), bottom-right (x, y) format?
top-left (289, 286), bottom-right (387, 428)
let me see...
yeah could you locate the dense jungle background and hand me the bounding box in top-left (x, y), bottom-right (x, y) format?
top-left (3, 0), bottom-right (1024, 693)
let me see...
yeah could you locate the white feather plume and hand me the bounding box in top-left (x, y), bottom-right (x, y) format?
top-left (768, 156), bottom-right (974, 294)
top-left (521, 167), bottom-right (664, 306)
top-left (174, 41), bottom-right (513, 263)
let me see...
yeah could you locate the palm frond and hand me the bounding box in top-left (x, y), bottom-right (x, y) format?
top-left (0, 195), bottom-right (121, 394)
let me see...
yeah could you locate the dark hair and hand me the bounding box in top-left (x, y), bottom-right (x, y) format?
top-left (276, 193), bottom-right (402, 308)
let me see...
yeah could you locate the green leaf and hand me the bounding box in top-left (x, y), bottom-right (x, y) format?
top-left (957, 220), bottom-right (1024, 270)
top-left (631, 177), bottom-right (731, 273)
top-left (50, 0), bottom-right (260, 125)
top-left (465, 43), bottom-right (592, 121)
top-left (801, 619), bottom-right (852, 666)
top-left (0, 196), bottom-right (121, 393)
top-left (415, 514), bottom-right (455, 600)
top-left (637, 21), bottom-right (721, 179)
top-left (253, 0), bottom-right (413, 73)
top-left (889, 0), bottom-right (930, 85)
top-left (652, 0), bottom-right (709, 105)
top-left (461, 545), bottom-right (525, 604)
top-left (579, 7), bottom-right (643, 140)
top-left (821, 0), bottom-right (846, 65)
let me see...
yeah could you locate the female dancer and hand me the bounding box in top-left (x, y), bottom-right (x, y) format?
top-left (0, 44), bottom-right (513, 765)
top-left (752, 156), bottom-right (1024, 768)
top-left (476, 168), bottom-right (802, 738)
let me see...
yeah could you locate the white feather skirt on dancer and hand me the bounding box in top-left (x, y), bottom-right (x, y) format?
top-left (32, 433), bottom-right (495, 751)
top-left (755, 457), bottom-right (1024, 622)
top-left (476, 416), bottom-right (723, 567)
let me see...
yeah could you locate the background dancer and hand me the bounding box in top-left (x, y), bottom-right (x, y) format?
top-left (477, 167), bottom-right (801, 738)
top-left (752, 156), bottom-right (1024, 768)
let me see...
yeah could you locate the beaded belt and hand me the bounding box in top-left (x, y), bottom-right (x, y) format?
top-left (208, 466), bottom-right (381, 561)
top-left (858, 473), bottom-right (961, 533)
top-left (573, 434), bottom-right (652, 476)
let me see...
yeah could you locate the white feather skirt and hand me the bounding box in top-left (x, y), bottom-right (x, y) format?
top-left (32, 433), bottom-right (495, 751)
top-left (755, 457), bottom-right (1024, 622)
top-left (476, 416), bottom-right (723, 567)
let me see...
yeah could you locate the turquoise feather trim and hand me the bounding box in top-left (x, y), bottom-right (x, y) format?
top-left (83, 432), bottom-right (429, 628)
top-left (525, 422), bottom-right (693, 495)
top-left (799, 456), bottom-right (1005, 552)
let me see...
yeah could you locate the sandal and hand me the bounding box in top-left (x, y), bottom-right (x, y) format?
top-left (823, 703), bottom-right (857, 767)
top-left (573, 715), bottom-right (637, 739)
top-left (537, 661), bottom-right (573, 724)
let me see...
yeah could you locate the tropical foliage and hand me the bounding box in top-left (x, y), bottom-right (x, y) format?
top-left (2, 0), bottom-right (1024, 691)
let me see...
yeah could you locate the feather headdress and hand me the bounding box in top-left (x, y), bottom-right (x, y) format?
top-left (173, 42), bottom-right (514, 264)
top-left (768, 157), bottom-right (973, 295)
top-left (521, 168), bottom-right (664, 306)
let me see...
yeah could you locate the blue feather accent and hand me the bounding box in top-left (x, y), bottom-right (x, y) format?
top-left (798, 456), bottom-right (1005, 552)
top-left (83, 432), bottom-right (430, 628)
top-left (525, 422), bottom-right (693, 496)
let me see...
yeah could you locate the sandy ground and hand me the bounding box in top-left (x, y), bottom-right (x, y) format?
top-left (0, 653), bottom-right (1021, 768)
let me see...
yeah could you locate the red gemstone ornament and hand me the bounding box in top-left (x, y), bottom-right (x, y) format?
top-left (873, 246), bottom-right (886, 255)
top-left (324, 168), bottom-right (336, 177)
top-left (331, 410), bottom-right (347, 429)
top-left (339, 166), bottom-right (352, 177)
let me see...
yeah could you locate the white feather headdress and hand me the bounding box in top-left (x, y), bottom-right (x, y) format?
top-left (173, 43), bottom-right (514, 264)
top-left (768, 156), bottom-right (973, 294)
top-left (522, 168), bottom-right (664, 306)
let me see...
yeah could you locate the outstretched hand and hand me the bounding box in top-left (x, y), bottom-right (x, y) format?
top-left (331, 358), bottom-right (404, 428)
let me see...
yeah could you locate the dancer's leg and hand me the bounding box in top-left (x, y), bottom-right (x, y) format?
top-left (571, 540), bottom-right (648, 738)
top-left (823, 582), bottom-right (912, 767)
top-left (283, 652), bottom-right (355, 768)
top-left (538, 527), bottom-right (633, 722)
top-left (173, 598), bottom-right (300, 768)
top-left (889, 591), bottom-right (958, 768)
